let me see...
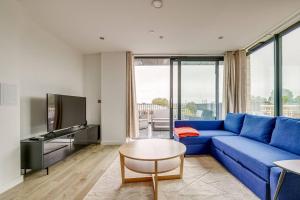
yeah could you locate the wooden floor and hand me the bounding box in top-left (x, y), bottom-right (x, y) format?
top-left (0, 145), bottom-right (119, 200)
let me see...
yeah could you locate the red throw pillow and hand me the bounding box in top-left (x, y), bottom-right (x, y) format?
top-left (174, 127), bottom-right (200, 138)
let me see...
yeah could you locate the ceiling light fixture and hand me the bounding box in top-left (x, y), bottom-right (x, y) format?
top-left (99, 36), bottom-right (105, 40)
top-left (152, 0), bottom-right (163, 9)
top-left (218, 36), bottom-right (224, 40)
top-left (159, 35), bottom-right (164, 39)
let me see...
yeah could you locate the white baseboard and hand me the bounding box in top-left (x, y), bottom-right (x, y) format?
top-left (0, 175), bottom-right (23, 194)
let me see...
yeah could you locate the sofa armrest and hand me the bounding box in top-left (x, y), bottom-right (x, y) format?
top-left (174, 120), bottom-right (224, 130)
top-left (270, 167), bottom-right (300, 200)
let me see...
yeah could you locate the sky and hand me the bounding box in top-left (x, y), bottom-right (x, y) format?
top-left (135, 27), bottom-right (300, 104)
top-left (135, 65), bottom-right (170, 103)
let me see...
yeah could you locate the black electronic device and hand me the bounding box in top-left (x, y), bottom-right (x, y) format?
top-left (47, 94), bottom-right (86, 132)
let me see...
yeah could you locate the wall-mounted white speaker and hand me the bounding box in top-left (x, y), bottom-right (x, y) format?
top-left (0, 83), bottom-right (18, 106)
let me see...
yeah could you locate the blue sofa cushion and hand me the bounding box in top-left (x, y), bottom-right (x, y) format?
top-left (240, 114), bottom-right (276, 143)
top-left (211, 136), bottom-right (300, 181)
top-left (212, 147), bottom-right (268, 200)
top-left (270, 117), bottom-right (300, 155)
top-left (224, 113), bottom-right (245, 134)
top-left (174, 130), bottom-right (236, 145)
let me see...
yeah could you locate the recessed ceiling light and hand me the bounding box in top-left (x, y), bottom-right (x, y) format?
top-left (218, 36), bottom-right (224, 40)
top-left (99, 36), bottom-right (105, 40)
top-left (152, 0), bottom-right (163, 8)
top-left (159, 35), bottom-right (164, 39)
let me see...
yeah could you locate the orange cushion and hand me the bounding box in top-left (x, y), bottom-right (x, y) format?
top-left (174, 127), bottom-right (200, 138)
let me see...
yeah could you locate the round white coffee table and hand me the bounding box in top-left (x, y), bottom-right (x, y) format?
top-left (119, 139), bottom-right (186, 200)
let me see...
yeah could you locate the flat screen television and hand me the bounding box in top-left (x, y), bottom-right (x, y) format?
top-left (47, 94), bottom-right (86, 132)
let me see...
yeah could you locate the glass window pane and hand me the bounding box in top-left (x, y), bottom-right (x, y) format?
top-left (282, 27), bottom-right (300, 118)
top-left (181, 61), bottom-right (216, 120)
top-left (248, 42), bottom-right (274, 116)
top-left (134, 58), bottom-right (170, 139)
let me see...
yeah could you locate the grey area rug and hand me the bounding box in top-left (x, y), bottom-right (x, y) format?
top-left (84, 155), bottom-right (258, 200)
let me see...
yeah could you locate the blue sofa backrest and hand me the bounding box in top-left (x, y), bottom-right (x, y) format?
top-left (240, 114), bottom-right (276, 143)
top-left (270, 117), bottom-right (300, 155)
top-left (224, 113), bottom-right (245, 134)
top-left (234, 114), bottom-right (300, 155)
top-left (174, 120), bottom-right (224, 130)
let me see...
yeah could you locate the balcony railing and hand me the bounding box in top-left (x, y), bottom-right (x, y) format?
top-left (137, 103), bottom-right (218, 131)
top-left (258, 104), bottom-right (300, 118)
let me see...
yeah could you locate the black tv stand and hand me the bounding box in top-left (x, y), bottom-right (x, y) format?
top-left (21, 124), bottom-right (100, 175)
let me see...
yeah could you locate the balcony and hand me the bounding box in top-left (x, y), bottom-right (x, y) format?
top-left (137, 103), bottom-right (170, 139)
top-left (137, 102), bottom-right (219, 138)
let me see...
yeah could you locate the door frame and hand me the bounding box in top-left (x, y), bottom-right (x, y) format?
top-left (169, 56), bottom-right (224, 138)
top-left (134, 56), bottom-right (224, 139)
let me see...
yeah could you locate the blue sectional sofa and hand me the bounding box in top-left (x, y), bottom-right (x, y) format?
top-left (174, 113), bottom-right (300, 200)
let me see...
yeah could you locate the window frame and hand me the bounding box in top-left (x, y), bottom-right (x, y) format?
top-left (134, 56), bottom-right (224, 138)
top-left (248, 40), bottom-right (275, 116)
top-left (135, 56), bottom-right (224, 120)
top-left (172, 58), bottom-right (224, 121)
top-left (247, 21), bottom-right (300, 116)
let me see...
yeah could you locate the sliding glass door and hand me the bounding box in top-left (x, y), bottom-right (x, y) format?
top-left (135, 58), bottom-right (171, 139)
top-left (170, 58), bottom-right (223, 138)
top-left (135, 57), bottom-right (223, 139)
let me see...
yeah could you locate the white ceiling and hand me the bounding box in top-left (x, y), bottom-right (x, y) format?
top-left (18, 0), bottom-right (300, 55)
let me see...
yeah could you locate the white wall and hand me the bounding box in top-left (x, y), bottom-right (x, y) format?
top-left (0, 0), bottom-right (84, 193)
top-left (83, 54), bottom-right (101, 125)
top-left (0, 0), bottom-right (127, 193)
top-left (0, 0), bottom-right (22, 193)
top-left (101, 52), bottom-right (126, 144)
top-left (19, 10), bottom-right (84, 139)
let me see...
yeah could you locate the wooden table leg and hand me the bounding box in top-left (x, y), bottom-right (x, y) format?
top-left (273, 169), bottom-right (287, 200)
top-left (120, 154), bottom-right (125, 184)
top-left (179, 154), bottom-right (184, 179)
top-left (120, 155), bottom-right (184, 199)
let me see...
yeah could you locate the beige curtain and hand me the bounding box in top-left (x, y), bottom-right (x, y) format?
top-left (126, 51), bottom-right (139, 139)
top-left (222, 50), bottom-right (249, 117)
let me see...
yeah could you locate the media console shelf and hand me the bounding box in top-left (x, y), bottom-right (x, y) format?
top-left (21, 124), bottom-right (100, 175)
